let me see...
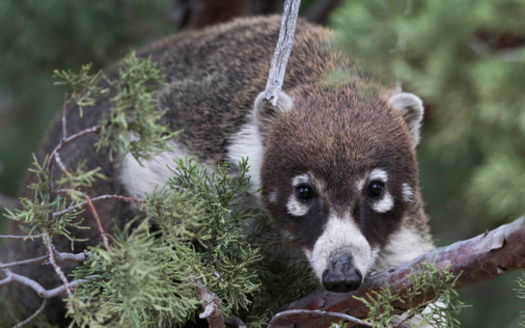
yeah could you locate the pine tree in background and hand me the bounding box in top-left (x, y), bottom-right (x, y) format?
top-left (0, 0), bottom-right (175, 197)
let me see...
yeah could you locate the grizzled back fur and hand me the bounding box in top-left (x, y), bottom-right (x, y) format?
top-left (2, 16), bottom-right (433, 323)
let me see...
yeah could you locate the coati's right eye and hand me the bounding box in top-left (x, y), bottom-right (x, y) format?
top-left (296, 184), bottom-right (313, 201)
top-left (367, 180), bottom-right (384, 198)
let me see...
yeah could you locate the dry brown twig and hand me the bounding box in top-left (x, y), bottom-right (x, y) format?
top-left (189, 276), bottom-right (226, 328)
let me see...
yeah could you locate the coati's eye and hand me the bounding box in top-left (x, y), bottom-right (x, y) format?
top-left (367, 181), bottom-right (384, 198)
top-left (296, 184), bottom-right (313, 201)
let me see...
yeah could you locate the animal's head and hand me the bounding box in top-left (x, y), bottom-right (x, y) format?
top-left (254, 87), bottom-right (424, 293)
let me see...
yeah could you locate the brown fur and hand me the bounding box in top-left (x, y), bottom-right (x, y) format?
top-left (2, 16), bottom-right (431, 324)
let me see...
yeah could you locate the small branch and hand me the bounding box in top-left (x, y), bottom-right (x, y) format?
top-left (189, 276), bottom-right (225, 328)
top-left (0, 234), bottom-right (41, 239)
top-left (0, 250), bottom-right (91, 269)
top-left (43, 232), bottom-right (72, 298)
top-left (55, 250), bottom-right (92, 263)
top-left (262, 0), bottom-right (301, 106)
top-left (53, 152), bottom-right (71, 178)
top-left (61, 93), bottom-right (69, 139)
top-left (277, 216), bottom-right (525, 327)
top-left (85, 196), bottom-right (112, 253)
top-left (46, 125), bottom-right (101, 179)
top-left (12, 299), bottom-right (48, 328)
top-left (268, 309), bottom-right (372, 328)
top-left (0, 255), bottom-right (48, 270)
top-left (54, 194), bottom-right (142, 217)
top-left (41, 277), bottom-right (91, 299)
top-left (0, 250), bottom-right (91, 270)
top-left (0, 265), bottom-right (91, 299)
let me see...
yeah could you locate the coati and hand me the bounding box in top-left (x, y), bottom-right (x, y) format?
top-left (3, 15), bottom-right (433, 323)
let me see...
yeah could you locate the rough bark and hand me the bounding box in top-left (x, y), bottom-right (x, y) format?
top-left (270, 216), bottom-right (525, 327)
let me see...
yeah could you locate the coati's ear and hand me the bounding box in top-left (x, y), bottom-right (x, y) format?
top-left (388, 93), bottom-right (424, 146)
top-left (253, 91), bottom-right (293, 136)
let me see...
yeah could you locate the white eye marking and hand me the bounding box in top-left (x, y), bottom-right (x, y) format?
top-left (292, 174), bottom-right (310, 187)
top-left (308, 213), bottom-right (373, 282)
top-left (286, 174), bottom-right (312, 216)
top-left (369, 168), bottom-right (388, 182)
top-left (268, 189), bottom-right (279, 203)
top-left (402, 183), bottom-right (414, 202)
top-left (286, 194), bottom-right (309, 216)
top-left (372, 191), bottom-right (394, 213)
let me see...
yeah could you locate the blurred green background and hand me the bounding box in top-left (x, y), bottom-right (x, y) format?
top-left (0, 0), bottom-right (523, 327)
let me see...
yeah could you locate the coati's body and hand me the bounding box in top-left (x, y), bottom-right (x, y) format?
top-left (4, 16), bottom-right (433, 323)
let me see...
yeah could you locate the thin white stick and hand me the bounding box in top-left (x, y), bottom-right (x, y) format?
top-left (12, 299), bottom-right (48, 328)
top-left (262, 0), bottom-right (301, 106)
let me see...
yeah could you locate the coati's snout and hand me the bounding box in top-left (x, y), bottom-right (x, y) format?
top-left (322, 254), bottom-right (363, 293)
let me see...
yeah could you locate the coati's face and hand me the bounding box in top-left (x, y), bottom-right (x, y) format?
top-left (254, 88), bottom-right (424, 293)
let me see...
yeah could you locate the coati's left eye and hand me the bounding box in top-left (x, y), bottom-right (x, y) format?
top-left (367, 181), bottom-right (384, 198)
top-left (296, 184), bottom-right (313, 201)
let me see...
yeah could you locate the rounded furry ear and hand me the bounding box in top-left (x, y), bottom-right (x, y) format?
top-left (253, 91), bottom-right (293, 136)
top-left (388, 93), bottom-right (424, 146)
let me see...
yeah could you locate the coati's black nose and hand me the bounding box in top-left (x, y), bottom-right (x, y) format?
top-left (322, 256), bottom-right (363, 293)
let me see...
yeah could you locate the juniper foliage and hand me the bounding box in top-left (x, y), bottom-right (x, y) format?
top-left (96, 52), bottom-right (179, 162)
top-left (67, 157), bottom-right (318, 327)
top-left (2, 52), bottom-right (318, 327)
top-left (354, 261), bottom-right (468, 328)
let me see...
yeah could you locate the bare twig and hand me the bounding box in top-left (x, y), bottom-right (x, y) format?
top-left (43, 232), bottom-right (72, 298)
top-left (190, 276), bottom-right (225, 328)
top-left (276, 216), bottom-right (525, 327)
top-left (53, 152), bottom-right (71, 178)
top-left (0, 255), bottom-right (48, 270)
top-left (0, 235), bottom-right (41, 239)
top-left (262, 0), bottom-right (301, 106)
top-left (0, 265), bottom-right (92, 299)
top-left (12, 299), bottom-right (48, 328)
top-left (0, 250), bottom-right (90, 270)
top-left (40, 277), bottom-right (92, 299)
top-left (85, 196), bottom-right (112, 253)
top-left (61, 93), bottom-right (69, 138)
top-left (46, 125), bottom-right (101, 180)
top-left (55, 250), bottom-right (91, 263)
